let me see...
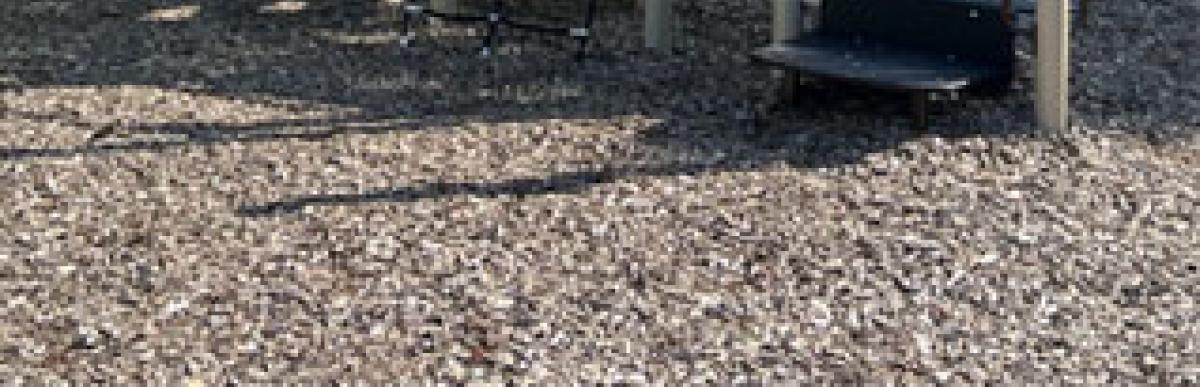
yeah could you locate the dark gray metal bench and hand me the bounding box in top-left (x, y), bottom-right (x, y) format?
top-left (751, 0), bottom-right (1017, 129)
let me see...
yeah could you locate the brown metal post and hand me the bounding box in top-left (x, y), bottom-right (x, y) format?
top-left (1002, 0), bottom-right (1013, 27)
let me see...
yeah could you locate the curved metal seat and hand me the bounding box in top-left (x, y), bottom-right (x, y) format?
top-left (751, 0), bottom-right (1016, 129)
top-left (753, 39), bottom-right (1008, 92)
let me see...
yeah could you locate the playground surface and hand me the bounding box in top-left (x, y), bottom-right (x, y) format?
top-left (1, 0), bottom-right (1197, 384)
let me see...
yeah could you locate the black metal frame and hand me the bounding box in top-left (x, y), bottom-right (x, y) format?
top-left (1003, 0), bottom-right (1090, 27)
top-left (400, 0), bottom-right (599, 61)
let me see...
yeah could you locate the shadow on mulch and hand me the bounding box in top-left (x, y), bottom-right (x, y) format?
top-left (231, 78), bottom-right (1039, 217)
top-left (0, 0), bottom-right (1193, 217)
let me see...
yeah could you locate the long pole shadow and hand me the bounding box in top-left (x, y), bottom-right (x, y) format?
top-left (235, 159), bottom-right (732, 217)
top-left (229, 87), bottom-right (1049, 219)
top-left (0, 116), bottom-right (426, 161)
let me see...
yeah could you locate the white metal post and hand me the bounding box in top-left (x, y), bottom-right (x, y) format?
top-left (773, 0), bottom-right (807, 44)
top-left (1036, 0), bottom-right (1070, 131)
top-left (644, 0), bottom-right (672, 49)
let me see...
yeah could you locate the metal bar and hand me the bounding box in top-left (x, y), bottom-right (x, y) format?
top-left (1002, 0), bottom-right (1013, 26)
top-left (504, 19), bottom-right (569, 34)
top-left (911, 91), bottom-right (928, 130)
top-left (1035, 0), bottom-right (1069, 131)
top-left (405, 0), bottom-right (597, 60)
top-left (481, 0), bottom-right (502, 56)
top-left (575, 0), bottom-right (598, 61)
top-left (644, 0), bottom-right (671, 50)
top-left (772, 0), bottom-right (818, 106)
top-left (1080, 0), bottom-right (1089, 27)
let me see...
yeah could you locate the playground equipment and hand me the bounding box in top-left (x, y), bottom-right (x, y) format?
top-left (399, 0), bottom-right (599, 60)
top-left (751, 0), bottom-right (1016, 129)
top-left (395, 0), bottom-right (1072, 130)
top-left (739, 0), bottom-right (1073, 130)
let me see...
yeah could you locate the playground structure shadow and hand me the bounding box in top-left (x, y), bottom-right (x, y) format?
top-left (0, 0), bottom-right (1193, 218)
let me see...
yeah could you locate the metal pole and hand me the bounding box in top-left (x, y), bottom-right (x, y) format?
top-left (772, 0), bottom-right (815, 105)
top-left (773, 0), bottom-right (807, 44)
top-left (644, 0), bottom-right (672, 50)
top-left (1036, 0), bottom-right (1070, 131)
top-left (575, 0), bottom-right (599, 61)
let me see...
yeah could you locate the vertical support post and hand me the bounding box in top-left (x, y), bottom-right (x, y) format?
top-left (481, 0), bottom-right (502, 57)
top-left (773, 0), bottom-right (805, 45)
top-left (772, 0), bottom-right (815, 105)
top-left (1000, 0), bottom-right (1013, 26)
top-left (911, 91), bottom-right (928, 130)
top-left (1080, 0), bottom-right (1090, 27)
top-left (644, 0), bottom-right (672, 50)
top-left (1036, 0), bottom-right (1070, 131)
top-left (575, 0), bottom-right (599, 62)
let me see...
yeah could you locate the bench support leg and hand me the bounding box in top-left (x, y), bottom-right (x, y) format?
top-left (1080, 0), bottom-right (1089, 27)
top-left (911, 91), bottom-right (928, 130)
top-left (777, 71), bottom-right (801, 106)
top-left (644, 0), bottom-right (672, 50)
